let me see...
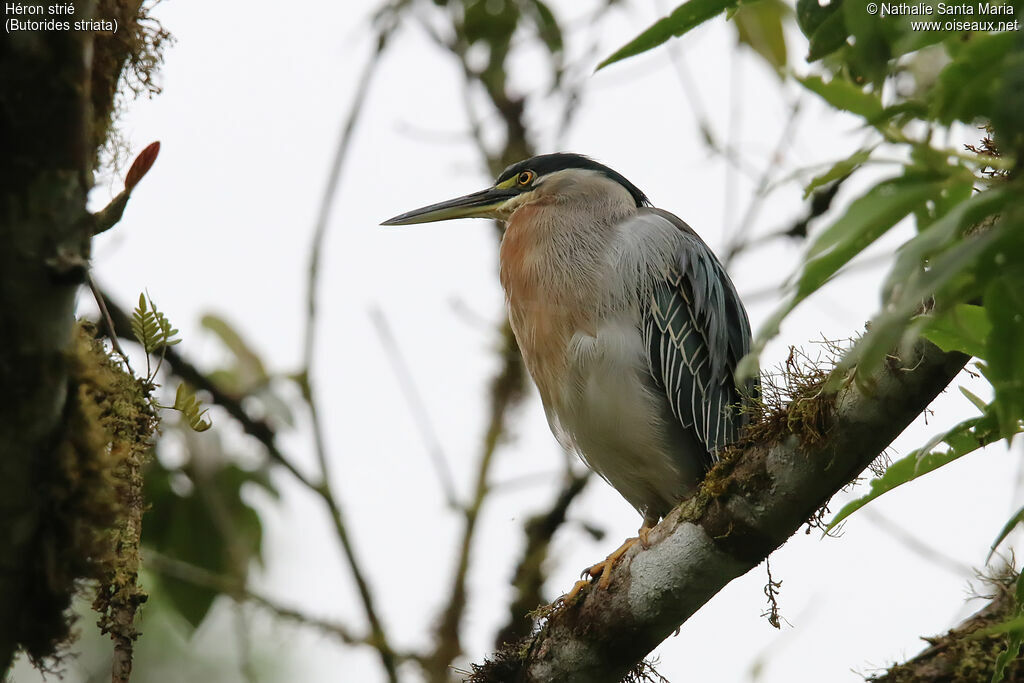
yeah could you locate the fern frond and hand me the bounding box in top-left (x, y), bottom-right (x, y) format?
top-left (154, 308), bottom-right (181, 347)
top-left (131, 293), bottom-right (162, 355)
top-left (131, 293), bottom-right (181, 353)
top-left (173, 383), bottom-right (212, 432)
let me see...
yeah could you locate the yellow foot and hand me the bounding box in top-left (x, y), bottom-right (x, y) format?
top-left (563, 579), bottom-right (591, 603)
top-left (561, 526), bottom-right (660, 602)
top-left (637, 522), bottom-right (655, 549)
top-left (584, 536), bottom-right (640, 590)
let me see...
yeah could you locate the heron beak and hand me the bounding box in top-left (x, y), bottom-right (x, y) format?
top-left (381, 186), bottom-right (518, 226)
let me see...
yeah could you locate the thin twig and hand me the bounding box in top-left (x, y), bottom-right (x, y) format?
top-left (426, 325), bottom-right (526, 681)
top-left (662, 24), bottom-right (762, 180)
top-left (302, 29), bottom-right (389, 376)
top-left (488, 468), bottom-right (571, 496)
top-left (413, 9), bottom-right (542, 677)
top-left (369, 307), bottom-right (459, 508)
top-left (724, 46), bottom-right (742, 248)
top-left (724, 98), bottom-right (803, 267)
top-left (740, 250), bottom-right (893, 305)
top-left (761, 556), bottom-right (783, 629)
top-left (662, 14), bottom-right (719, 160)
top-left (298, 20), bottom-right (401, 682)
top-left (87, 272), bottom-right (131, 371)
top-left (144, 551), bottom-right (367, 645)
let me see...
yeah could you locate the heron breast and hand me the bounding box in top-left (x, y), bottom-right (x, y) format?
top-left (499, 205), bottom-right (596, 405)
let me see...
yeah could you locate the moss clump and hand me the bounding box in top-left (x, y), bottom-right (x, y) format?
top-left (21, 322), bottom-right (156, 669)
top-left (80, 322), bottom-right (157, 672)
top-left (733, 341), bottom-right (843, 453)
top-left (91, 1), bottom-right (172, 173)
top-left (465, 641), bottom-right (531, 683)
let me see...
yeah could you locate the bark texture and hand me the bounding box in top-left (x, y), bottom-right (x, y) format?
top-left (471, 341), bottom-right (969, 682)
top-left (0, 0), bottom-right (150, 671)
top-left (0, 5), bottom-right (95, 669)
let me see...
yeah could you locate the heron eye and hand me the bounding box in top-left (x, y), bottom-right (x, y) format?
top-left (517, 171), bottom-right (535, 186)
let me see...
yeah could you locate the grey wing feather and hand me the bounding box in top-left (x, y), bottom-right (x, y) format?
top-left (640, 209), bottom-right (753, 463)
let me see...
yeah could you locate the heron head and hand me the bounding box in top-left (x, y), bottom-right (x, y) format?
top-left (381, 153), bottom-right (649, 226)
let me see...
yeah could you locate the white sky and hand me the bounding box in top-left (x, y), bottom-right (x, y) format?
top-left (14, 1), bottom-right (1021, 681)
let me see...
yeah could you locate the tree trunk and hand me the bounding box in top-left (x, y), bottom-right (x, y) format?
top-left (0, 1), bottom-right (147, 670)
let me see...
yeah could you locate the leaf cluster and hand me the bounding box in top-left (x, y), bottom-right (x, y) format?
top-left (130, 292), bottom-right (212, 433)
top-left (143, 454), bottom-right (278, 627)
top-left (131, 293), bottom-right (180, 365)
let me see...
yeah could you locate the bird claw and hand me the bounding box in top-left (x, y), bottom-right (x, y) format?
top-left (562, 525), bottom-right (661, 601)
top-left (563, 579), bottom-right (591, 603)
top-left (565, 536), bottom-right (641, 599)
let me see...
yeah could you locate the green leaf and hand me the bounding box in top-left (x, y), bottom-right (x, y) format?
top-left (753, 177), bottom-right (940, 357)
top-left (827, 413), bottom-right (997, 530)
top-left (802, 176), bottom-right (940, 288)
top-left (796, 0), bottom-right (839, 36)
top-left (733, 0), bottom-right (790, 74)
top-left (201, 314), bottom-right (269, 392)
top-left (961, 386), bottom-right (990, 414)
top-left (991, 28), bottom-right (1024, 154)
top-left (131, 293), bottom-right (157, 354)
top-left (920, 304), bottom-right (992, 359)
top-left (991, 573), bottom-right (1024, 683)
top-left (833, 188), bottom-right (1011, 386)
top-left (882, 187), bottom-right (1008, 303)
top-left (525, 0), bottom-right (563, 55)
top-left (796, 0), bottom-right (848, 61)
top-left (173, 383), bottom-right (212, 432)
top-left (807, 7), bottom-right (849, 61)
top-left (842, 225), bottom-right (997, 387)
top-left (988, 504), bottom-right (1024, 563)
top-left (842, 0), bottom-right (890, 84)
top-left (143, 457), bottom-right (275, 629)
top-left (932, 31), bottom-right (1016, 126)
top-left (154, 308), bottom-right (180, 347)
top-left (985, 272), bottom-right (1024, 438)
top-left (130, 292), bottom-right (181, 357)
top-left (975, 615), bottom-right (1024, 639)
top-left (598, 0), bottom-right (737, 70)
top-left (797, 74), bottom-right (883, 120)
top-left (802, 148), bottom-right (874, 199)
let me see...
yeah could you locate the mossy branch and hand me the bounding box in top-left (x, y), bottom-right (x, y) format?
top-left (869, 570), bottom-right (1023, 682)
top-left (74, 324), bottom-right (159, 683)
top-left (469, 339), bottom-right (969, 682)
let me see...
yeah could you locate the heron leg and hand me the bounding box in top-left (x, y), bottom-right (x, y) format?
top-left (562, 518), bottom-right (660, 602)
top-left (588, 536), bottom-right (641, 590)
top-left (561, 538), bottom-right (638, 602)
top-left (638, 524), bottom-right (655, 548)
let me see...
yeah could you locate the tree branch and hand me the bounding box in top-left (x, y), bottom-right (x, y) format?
top-left (869, 571), bottom-right (1022, 681)
top-left (425, 324), bottom-right (527, 681)
top-left (94, 291), bottom-right (319, 491)
top-left (297, 19), bottom-right (401, 681)
top-left (144, 551), bottom-right (366, 647)
top-left (470, 340), bottom-right (969, 682)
